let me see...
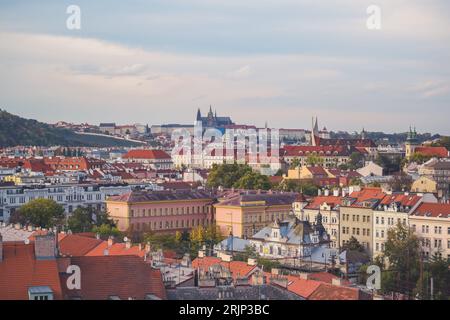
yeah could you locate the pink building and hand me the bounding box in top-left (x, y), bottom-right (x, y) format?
top-left (106, 190), bottom-right (215, 234)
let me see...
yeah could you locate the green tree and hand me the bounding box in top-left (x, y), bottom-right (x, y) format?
top-left (349, 152), bottom-right (364, 169)
top-left (67, 207), bottom-right (116, 233)
top-left (13, 199), bottom-right (65, 228)
top-left (233, 171), bottom-right (271, 190)
top-left (206, 163), bottom-right (253, 188)
top-left (342, 236), bottom-right (365, 252)
top-left (379, 222), bottom-right (421, 297)
top-left (92, 223), bottom-right (122, 239)
top-left (290, 157), bottom-right (301, 169)
top-left (306, 154), bottom-right (324, 166)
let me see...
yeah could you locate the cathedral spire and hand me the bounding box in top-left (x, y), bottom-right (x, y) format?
top-left (196, 108), bottom-right (201, 121)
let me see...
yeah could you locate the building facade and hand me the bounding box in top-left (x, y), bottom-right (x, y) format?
top-left (106, 190), bottom-right (215, 234)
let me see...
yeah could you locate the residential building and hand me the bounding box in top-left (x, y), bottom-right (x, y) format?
top-left (301, 195), bottom-right (342, 248)
top-left (106, 190), bottom-right (215, 233)
top-left (214, 191), bottom-right (298, 238)
top-left (339, 188), bottom-right (386, 256)
top-left (281, 145), bottom-right (353, 169)
top-left (409, 202), bottom-right (450, 261)
top-left (372, 193), bottom-right (423, 257)
top-left (249, 216), bottom-right (330, 259)
top-left (0, 183), bottom-right (131, 222)
top-left (122, 149), bottom-right (173, 170)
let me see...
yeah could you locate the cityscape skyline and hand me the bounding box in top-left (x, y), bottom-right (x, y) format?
top-left (0, 1), bottom-right (449, 134)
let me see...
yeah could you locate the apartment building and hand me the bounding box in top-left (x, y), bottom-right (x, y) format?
top-left (339, 188), bottom-right (385, 256)
top-left (372, 193), bottom-right (423, 258)
top-left (409, 202), bottom-right (450, 261)
top-left (214, 191), bottom-right (297, 238)
top-left (106, 190), bottom-right (215, 233)
top-left (0, 183), bottom-right (131, 222)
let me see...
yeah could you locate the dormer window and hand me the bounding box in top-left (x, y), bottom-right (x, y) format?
top-left (28, 286), bottom-right (54, 300)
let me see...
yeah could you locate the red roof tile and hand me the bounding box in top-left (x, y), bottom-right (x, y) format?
top-left (0, 242), bottom-right (63, 300)
top-left (412, 202), bottom-right (450, 218)
top-left (123, 149), bottom-right (171, 160)
top-left (308, 283), bottom-right (367, 300)
top-left (414, 146), bottom-right (448, 158)
top-left (58, 234), bottom-right (103, 257)
top-left (61, 255), bottom-right (166, 300)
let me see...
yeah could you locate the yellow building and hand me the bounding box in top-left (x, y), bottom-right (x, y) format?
top-left (411, 176), bottom-right (438, 193)
top-left (214, 191), bottom-right (298, 238)
top-left (339, 188), bottom-right (386, 256)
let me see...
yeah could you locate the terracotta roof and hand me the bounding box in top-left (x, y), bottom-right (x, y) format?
top-left (345, 188), bottom-right (385, 208)
top-left (192, 257), bottom-right (257, 279)
top-left (58, 234), bottom-right (103, 257)
top-left (0, 242), bottom-right (63, 300)
top-left (414, 146), bottom-right (448, 158)
top-left (379, 193), bottom-right (422, 207)
top-left (282, 145), bottom-right (352, 157)
top-left (123, 149), bottom-right (171, 160)
top-left (61, 255), bottom-right (166, 300)
top-left (305, 196), bottom-right (342, 210)
top-left (308, 283), bottom-right (367, 300)
top-left (108, 189), bottom-right (214, 203)
top-left (216, 191), bottom-right (298, 207)
top-left (85, 242), bottom-right (145, 258)
top-left (411, 202), bottom-right (450, 218)
top-left (285, 275), bottom-right (322, 299)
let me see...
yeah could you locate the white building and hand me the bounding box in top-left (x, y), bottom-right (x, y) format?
top-left (0, 183), bottom-right (131, 223)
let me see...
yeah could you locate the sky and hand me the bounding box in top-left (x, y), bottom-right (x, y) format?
top-left (0, 0), bottom-right (449, 134)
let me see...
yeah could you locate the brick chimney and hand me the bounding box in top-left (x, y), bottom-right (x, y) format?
top-left (107, 236), bottom-right (114, 247)
top-left (34, 233), bottom-right (57, 260)
top-left (125, 239), bottom-right (132, 249)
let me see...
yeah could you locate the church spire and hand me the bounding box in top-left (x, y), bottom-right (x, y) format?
top-left (196, 108), bottom-right (201, 121)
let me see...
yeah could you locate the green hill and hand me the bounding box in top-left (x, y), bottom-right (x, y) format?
top-left (0, 109), bottom-right (143, 147)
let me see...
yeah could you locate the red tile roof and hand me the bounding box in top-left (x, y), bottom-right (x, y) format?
top-left (411, 202), bottom-right (450, 218)
top-left (85, 242), bottom-right (146, 258)
top-left (0, 242), bottom-right (63, 300)
top-left (58, 234), bottom-right (103, 257)
top-left (123, 149), bottom-right (171, 160)
top-left (379, 193), bottom-right (421, 207)
top-left (305, 196), bottom-right (342, 210)
top-left (285, 275), bottom-right (322, 299)
top-left (192, 257), bottom-right (257, 279)
top-left (309, 272), bottom-right (351, 285)
top-left (414, 146), bottom-right (448, 158)
top-left (61, 255), bottom-right (166, 300)
top-left (308, 283), bottom-right (367, 300)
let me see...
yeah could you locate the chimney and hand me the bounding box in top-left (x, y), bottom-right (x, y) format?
top-left (324, 189), bottom-right (330, 196)
top-left (96, 233), bottom-right (100, 240)
top-left (107, 236), bottom-right (114, 247)
top-left (318, 189), bottom-right (322, 196)
top-left (145, 242), bottom-right (151, 253)
top-left (138, 243), bottom-right (142, 251)
top-left (299, 272), bottom-right (310, 280)
top-left (333, 189), bottom-right (339, 197)
top-left (247, 258), bottom-right (257, 266)
top-left (125, 239), bottom-right (132, 249)
top-left (332, 278), bottom-right (343, 286)
top-left (0, 234), bottom-right (3, 262)
top-left (342, 189), bottom-right (347, 197)
top-left (34, 233), bottom-right (57, 260)
top-left (103, 249), bottom-right (109, 256)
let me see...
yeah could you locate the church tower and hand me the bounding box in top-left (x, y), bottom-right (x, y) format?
top-left (405, 126), bottom-right (419, 159)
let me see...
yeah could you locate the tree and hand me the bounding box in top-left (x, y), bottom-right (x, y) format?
top-left (290, 157), bottom-right (301, 169)
top-left (206, 163), bottom-right (253, 188)
top-left (233, 171), bottom-right (271, 190)
top-left (379, 222), bottom-right (421, 297)
top-left (306, 154), bottom-right (324, 166)
top-left (92, 223), bottom-right (122, 239)
top-left (409, 152), bottom-right (432, 165)
top-left (342, 236), bottom-right (365, 252)
top-left (234, 245), bottom-right (258, 262)
top-left (12, 199), bottom-right (65, 228)
top-left (349, 152), bottom-right (364, 169)
top-left (67, 207), bottom-right (116, 233)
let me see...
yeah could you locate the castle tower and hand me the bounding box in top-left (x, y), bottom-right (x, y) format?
top-left (405, 126), bottom-right (419, 159)
top-left (196, 108), bottom-right (202, 122)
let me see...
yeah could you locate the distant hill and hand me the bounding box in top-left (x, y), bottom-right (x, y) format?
top-left (0, 109), bottom-right (143, 147)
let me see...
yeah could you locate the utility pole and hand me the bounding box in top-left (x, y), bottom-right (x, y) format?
top-left (430, 277), bottom-right (434, 301)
